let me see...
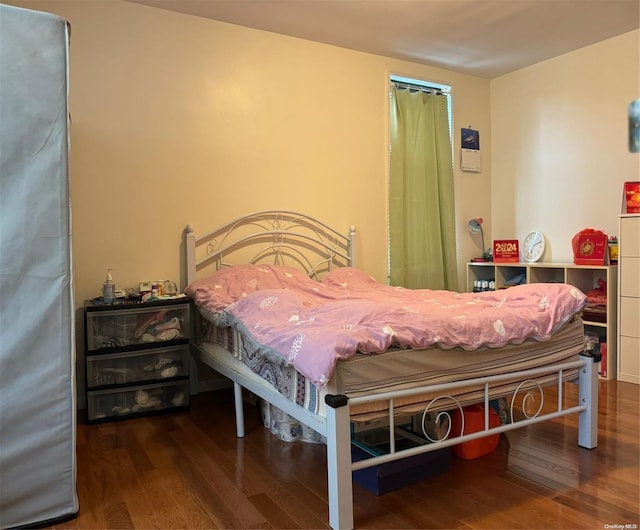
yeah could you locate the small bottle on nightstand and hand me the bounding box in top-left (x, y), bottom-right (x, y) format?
top-left (102, 269), bottom-right (115, 304)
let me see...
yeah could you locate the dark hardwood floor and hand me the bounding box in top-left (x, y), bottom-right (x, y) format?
top-left (52, 380), bottom-right (639, 529)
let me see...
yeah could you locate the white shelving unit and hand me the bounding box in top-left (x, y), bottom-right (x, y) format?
top-left (467, 262), bottom-right (618, 380)
top-left (617, 214), bottom-right (640, 384)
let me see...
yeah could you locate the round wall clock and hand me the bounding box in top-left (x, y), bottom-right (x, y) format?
top-left (523, 231), bottom-right (545, 262)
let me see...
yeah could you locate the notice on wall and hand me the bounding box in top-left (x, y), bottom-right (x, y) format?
top-left (461, 127), bottom-right (481, 172)
top-left (461, 148), bottom-right (481, 172)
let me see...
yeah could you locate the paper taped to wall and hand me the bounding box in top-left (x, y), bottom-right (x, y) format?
top-left (461, 148), bottom-right (481, 172)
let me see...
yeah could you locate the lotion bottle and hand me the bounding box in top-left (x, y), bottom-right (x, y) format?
top-left (102, 269), bottom-right (116, 304)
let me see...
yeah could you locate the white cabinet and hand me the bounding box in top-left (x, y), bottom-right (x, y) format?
top-left (617, 215), bottom-right (640, 384)
top-left (467, 261), bottom-right (618, 380)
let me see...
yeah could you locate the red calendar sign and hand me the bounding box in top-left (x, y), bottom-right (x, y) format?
top-left (493, 240), bottom-right (519, 262)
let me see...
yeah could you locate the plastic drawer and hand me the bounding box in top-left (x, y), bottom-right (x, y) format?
top-left (87, 380), bottom-right (189, 422)
top-left (86, 303), bottom-right (189, 351)
top-left (86, 345), bottom-right (189, 389)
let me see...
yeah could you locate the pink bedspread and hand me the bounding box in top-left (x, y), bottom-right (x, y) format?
top-left (186, 265), bottom-right (587, 387)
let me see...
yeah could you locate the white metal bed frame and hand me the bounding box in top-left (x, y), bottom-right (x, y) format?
top-left (184, 210), bottom-right (598, 530)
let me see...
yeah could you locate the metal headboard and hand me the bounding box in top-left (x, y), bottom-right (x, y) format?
top-left (185, 210), bottom-right (358, 286)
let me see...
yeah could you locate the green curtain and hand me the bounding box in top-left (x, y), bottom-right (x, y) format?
top-left (389, 86), bottom-right (458, 290)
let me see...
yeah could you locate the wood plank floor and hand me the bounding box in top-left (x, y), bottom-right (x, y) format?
top-left (51, 380), bottom-right (639, 529)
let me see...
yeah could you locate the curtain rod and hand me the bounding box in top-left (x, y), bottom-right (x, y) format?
top-left (391, 80), bottom-right (445, 95)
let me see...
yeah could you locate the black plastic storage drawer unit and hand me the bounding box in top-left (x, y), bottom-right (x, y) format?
top-left (84, 297), bottom-right (191, 423)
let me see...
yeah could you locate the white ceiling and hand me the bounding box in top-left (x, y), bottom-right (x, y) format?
top-left (128, 0), bottom-right (640, 78)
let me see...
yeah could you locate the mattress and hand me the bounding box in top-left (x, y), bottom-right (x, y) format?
top-left (196, 315), bottom-right (584, 420)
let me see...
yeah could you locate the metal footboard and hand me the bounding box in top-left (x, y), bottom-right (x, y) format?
top-left (324, 353), bottom-right (598, 530)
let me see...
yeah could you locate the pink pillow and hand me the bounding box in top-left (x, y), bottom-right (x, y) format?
top-left (185, 264), bottom-right (315, 313)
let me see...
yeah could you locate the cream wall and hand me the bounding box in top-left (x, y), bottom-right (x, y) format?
top-left (7, 0), bottom-right (490, 301)
top-left (5, 0), bottom-right (491, 400)
top-left (491, 30), bottom-right (640, 261)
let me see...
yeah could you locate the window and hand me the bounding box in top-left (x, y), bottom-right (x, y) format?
top-left (388, 76), bottom-right (458, 290)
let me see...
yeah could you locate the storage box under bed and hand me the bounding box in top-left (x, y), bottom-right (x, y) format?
top-left (351, 424), bottom-right (451, 495)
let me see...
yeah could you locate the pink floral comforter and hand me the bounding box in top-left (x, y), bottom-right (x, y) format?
top-left (186, 265), bottom-right (587, 387)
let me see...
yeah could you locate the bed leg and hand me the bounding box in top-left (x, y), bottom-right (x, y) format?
top-left (578, 353), bottom-right (598, 449)
top-left (325, 394), bottom-right (353, 530)
top-left (234, 382), bottom-right (245, 438)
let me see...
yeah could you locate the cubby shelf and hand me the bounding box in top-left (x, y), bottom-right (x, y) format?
top-left (467, 262), bottom-right (618, 380)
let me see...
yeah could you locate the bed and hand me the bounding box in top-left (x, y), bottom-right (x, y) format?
top-left (184, 210), bottom-right (598, 530)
